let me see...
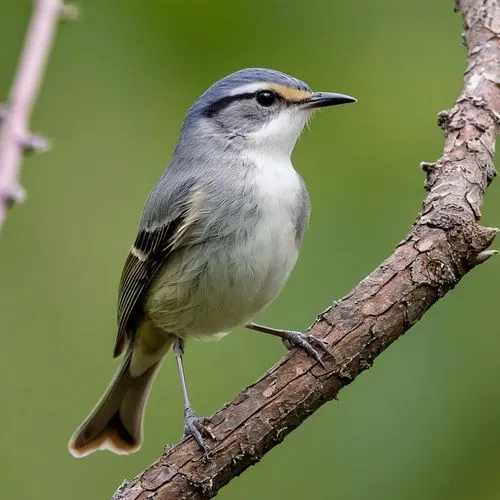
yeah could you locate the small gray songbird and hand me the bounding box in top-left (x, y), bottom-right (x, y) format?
top-left (69, 68), bottom-right (355, 457)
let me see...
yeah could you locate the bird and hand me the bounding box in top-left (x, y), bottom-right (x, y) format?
top-left (68, 68), bottom-right (356, 458)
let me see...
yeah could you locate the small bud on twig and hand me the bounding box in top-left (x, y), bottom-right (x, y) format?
top-left (1, 184), bottom-right (26, 207)
top-left (59, 3), bottom-right (79, 22)
top-left (22, 134), bottom-right (50, 153)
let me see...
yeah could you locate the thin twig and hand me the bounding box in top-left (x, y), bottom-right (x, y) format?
top-left (113, 0), bottom-right (499, 498)
top-left (0, 0), bottom-right (76, 231)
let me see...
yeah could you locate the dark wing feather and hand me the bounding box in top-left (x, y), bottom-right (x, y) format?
top-left (113, 218), bottom-right (183, 357)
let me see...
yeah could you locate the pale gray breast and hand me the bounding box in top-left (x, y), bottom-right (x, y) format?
top-left (294, 174), bottom-right (311, 248)
top-left (144, 155), bottom-right (310, 337)
top-left (246, 151), bottom-right (310, 250)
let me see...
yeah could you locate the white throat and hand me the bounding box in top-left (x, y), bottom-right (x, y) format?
top-left (246, 109), bottom-right (310, 160)
top-left (244, 141), bottom-right (301, 208)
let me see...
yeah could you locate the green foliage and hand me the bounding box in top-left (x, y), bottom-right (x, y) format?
top-left (0, 1), bottom-right (498, 499)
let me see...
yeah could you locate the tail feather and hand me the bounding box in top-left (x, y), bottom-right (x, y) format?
top-left (68, 338), bottom-right (170, 458)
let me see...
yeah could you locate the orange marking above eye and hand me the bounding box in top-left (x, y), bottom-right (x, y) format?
top-left (267, 84), bottom-right (312, 103)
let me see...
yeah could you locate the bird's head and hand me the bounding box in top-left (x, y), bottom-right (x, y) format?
top-left (181, 68), bottom-right (356, 159)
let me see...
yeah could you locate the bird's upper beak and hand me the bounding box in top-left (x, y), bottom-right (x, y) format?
top-left (302, 91), bottom-right (357, 109)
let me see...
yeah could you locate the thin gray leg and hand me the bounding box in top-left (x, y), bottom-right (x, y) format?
top-left (172, 337), bottom-right (214, 455)
top-left (245, 322), bottom-right (331, 367)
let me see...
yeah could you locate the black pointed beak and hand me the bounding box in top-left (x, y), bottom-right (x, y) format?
top-left (303, 91), bottom-right (357, 109)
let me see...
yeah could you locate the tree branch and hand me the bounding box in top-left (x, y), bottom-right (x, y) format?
top-left (114, 0), bottom-right (499, 498)
top-left (0, 0), bottom-right (77, 231)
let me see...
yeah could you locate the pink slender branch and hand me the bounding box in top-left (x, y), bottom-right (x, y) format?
top-left (0, 0), bottom-right (77, 231)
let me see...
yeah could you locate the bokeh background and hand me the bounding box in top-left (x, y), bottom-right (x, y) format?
top-left (0, 1), bottom-right (499, 499)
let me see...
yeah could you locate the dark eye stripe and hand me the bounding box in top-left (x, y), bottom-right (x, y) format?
top-left (203, 92), bottom-right (255, 118)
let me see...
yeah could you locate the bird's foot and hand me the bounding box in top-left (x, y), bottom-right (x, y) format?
top-left (183, 407), bottom-right (215, 457)
top-left (281, 330), bottom-right (331, 367)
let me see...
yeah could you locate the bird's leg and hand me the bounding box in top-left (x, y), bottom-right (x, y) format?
top-left (172, 337), bottom-right (215, 456)
top-left (245, 322), bottom-right (331, 367)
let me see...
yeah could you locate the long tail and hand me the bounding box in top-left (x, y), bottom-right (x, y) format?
top-left (68, 336), bottom-right (172, 458)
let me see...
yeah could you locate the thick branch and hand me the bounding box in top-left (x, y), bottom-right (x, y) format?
top-left (114, 0), bottom-right (499, 498)
top-left (0, 0), bottom-right (75, 231)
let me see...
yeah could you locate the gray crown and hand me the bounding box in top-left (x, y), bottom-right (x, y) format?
top-left (187, 68), bottom-right (311, 118)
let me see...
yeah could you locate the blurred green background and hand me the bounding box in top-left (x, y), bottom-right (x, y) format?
top-left (1, 1), bottom-right (499, 499)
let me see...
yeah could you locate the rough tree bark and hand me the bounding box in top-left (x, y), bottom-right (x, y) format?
top-left (114, 0), bottom-right (499, 498)
top-left (0, 0), bottom-right (76, 231)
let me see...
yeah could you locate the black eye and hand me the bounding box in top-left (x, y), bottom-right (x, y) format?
top-left (256, 90), bottom-right (277, 107)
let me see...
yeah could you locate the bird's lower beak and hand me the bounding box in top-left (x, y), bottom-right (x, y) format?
top-left (302, 92), bottom-right (357, 109)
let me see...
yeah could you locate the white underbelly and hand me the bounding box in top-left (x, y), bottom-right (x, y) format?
top-left (146, 153), bottom-right (304, 338)
top-left (145, 216), bottom-right (299, 338)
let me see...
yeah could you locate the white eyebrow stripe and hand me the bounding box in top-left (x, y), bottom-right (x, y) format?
top-left (229, 83), bottom-right (265, 96)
